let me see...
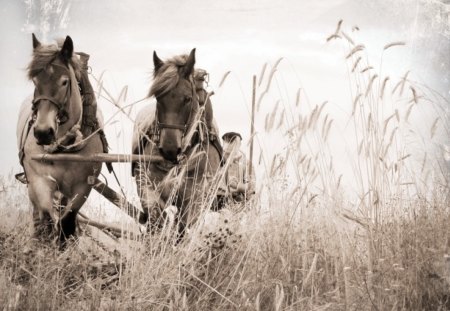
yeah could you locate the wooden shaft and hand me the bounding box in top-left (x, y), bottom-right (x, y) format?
top-left (31, 153), bottom-right (165, 163)
top-left (249, 75), bottom-right (257, 178)
top-left (78, 215), bottom-right (139, 239)
top-left (92, 178), bottom-right (141, 221)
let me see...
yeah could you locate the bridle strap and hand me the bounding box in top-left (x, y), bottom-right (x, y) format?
top-left (32, 95), bottom-right (64, 110)
top-left (154, 75), bottom-right (197, 138)
top-left (31, 63), bottom-right (72, 124)
top-left (157, 122), bottom-right (186, 131)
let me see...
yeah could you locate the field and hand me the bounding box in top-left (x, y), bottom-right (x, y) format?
top-left (0, 23), bottom-right (449, 310)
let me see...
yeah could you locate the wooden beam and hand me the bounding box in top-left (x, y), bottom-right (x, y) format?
top-left (31, 153), bottom-right (165, 163)
top-left (92, 178), bottom-right (142, 221)
top-left (249, 75), bottom-right (257, 178)
top-left (78, 214), bottom-right (140, 239)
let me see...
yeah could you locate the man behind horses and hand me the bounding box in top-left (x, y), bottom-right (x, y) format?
top-left (216, 132), bottom-right (256, 209)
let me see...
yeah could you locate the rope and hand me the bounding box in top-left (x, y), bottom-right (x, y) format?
top-left (111, 165), bottom-right (128, 200)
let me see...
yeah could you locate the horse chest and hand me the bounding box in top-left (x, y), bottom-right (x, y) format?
top-left (23, 134), bottom-right (102, 193)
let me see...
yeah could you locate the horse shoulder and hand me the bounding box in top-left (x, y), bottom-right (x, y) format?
top-left (16, 95), bottom-right (34, 151)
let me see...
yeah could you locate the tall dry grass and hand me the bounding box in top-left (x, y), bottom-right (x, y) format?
top-left (0, 22), bottom-right (449, 310)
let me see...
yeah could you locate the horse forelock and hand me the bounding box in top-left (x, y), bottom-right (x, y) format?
top-left (149, 54), bottom-right (192, 98)
top-left (27, 43), bottom-right (81, 81)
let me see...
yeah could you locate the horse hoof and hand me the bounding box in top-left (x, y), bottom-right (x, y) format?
top-left (138, 212), bottom-right (148, 224)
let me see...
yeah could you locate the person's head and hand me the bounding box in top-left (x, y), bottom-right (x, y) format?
top-left (193, 68), bottom-right (208, 90)
top-left (222, 132), bottom-right (242, 157)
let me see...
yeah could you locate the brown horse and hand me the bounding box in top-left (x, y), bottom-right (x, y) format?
top-left (132, 49), bottom-right (222, 241)
top-left (17, 34), bottom-right (104, 246)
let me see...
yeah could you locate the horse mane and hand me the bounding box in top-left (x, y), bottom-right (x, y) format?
top-left (149, 54), bottom-right (190, 98)
top-left (27, 42), bottom-right (81, 81)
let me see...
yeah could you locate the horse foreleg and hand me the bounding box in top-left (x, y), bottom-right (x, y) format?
top-left (135, 163), bottom-right (166, 231)
top-left (175, 179), bottom-right (205, 242)
top-left (28, 179), bottom-right (57, 242)
top-left (59, 184), bottom-right (91, 245)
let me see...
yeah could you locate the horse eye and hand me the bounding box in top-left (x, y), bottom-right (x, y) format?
top-left (61, 79), bottom-right (69, 86)
top-left (184, 96), bottom-right (192, 104)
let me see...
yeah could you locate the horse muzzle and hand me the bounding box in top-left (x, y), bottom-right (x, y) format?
top-left (159, 147), bottom-right (181, 163)
top-left (158, 129), bottom-right (183, 163)
top-left (34, 127), bottom-right (55, 145)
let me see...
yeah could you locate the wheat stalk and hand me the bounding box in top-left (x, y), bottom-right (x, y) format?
top-left (341, 31), bottom-right (355, 45)
top-left (351, 56), bottom-right (362, 72)
top-left (295, 88), bottom-right (301, 107)
top-left (264, 114), bottom-right (270, 132)
top-left (383, 113), bottom-right (396, 136)
top-left (218, 71), bottom-right (231, 88)
top-left (346, 44), bottom-right (365, 59)
top-left (380, 77), bottom-right (390, 100)
top-left (352, 93), bottom-right (362, 116)
top-left (399, 71), bottom-right (409, 96)
top-left (383, 41), bottom-right (406, 50)
top-left (321, 114), bottom-right (329, 138)
top-left (365, 74), bottom-right (378, 97)
top-left (257, 58), bottom-right (283, 111)
top-left (409, 86), bottom-right (419, 104)
top-left (430, 118), bottom-right (439, 139)
top-left (395, 109), bottom-right (400, 122)
top-left (326, 19), bottom-right (343, 42)
top-left (324, 119), bottom-right (334, 142)
top-left (307, 105), bottom-right (319, 129)
top-left (361, 66), bottom-right (373, 73)
top-left (326, 34), bottom-right (341, 42)
top-left (258, 63), bottom-right (268, 87)
top-left (405, 103), bottom-right (415, 122)
top-left (276, 110), bottom-right (285, 130)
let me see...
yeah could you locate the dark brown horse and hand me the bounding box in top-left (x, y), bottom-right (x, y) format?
top-left (132, 49), bottom-right (222, 240)
top-left (17, 34), bottom-right (104, 246)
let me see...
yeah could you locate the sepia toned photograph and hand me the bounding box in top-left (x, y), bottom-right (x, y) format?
top-left (0, 0), bottom-right (449, 309)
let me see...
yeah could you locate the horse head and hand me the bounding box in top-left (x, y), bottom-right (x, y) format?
top-left (149, 49), bottom-right (199, 162)
top-left (29, 34), bottom-right (81, 145)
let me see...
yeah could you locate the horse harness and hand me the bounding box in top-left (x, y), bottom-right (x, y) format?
top-left (18, 59), bottom-right (110, 171)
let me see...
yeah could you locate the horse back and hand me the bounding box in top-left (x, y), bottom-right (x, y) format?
top-left (132, 102), bottom-right (157, 155)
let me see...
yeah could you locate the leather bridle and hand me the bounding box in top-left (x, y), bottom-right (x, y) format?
top-left (31, 62), bottom-right (72, 125)
top-left (153, 76), bottom-right (198, 146)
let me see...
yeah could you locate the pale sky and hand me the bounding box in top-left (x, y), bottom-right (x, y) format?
top-left (0, 0), bottom-right (448, 196)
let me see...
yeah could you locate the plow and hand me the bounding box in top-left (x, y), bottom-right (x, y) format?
top-left (31, 148), bottom-right (211, 244)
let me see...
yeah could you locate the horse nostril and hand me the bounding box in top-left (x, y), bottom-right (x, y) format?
top-left (34, 127), bottom-right (55, 145)
top-left (47, 127), bottom-right (54, 138)
top-left (177, 148), bottom-right (181, 155)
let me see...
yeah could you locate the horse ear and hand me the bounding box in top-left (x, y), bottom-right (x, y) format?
top-left (153, 51), bottom-right (164, 72)
top-left (59, 36), bottom-right (74, 63)
top-left (32, 33), bottom-right (41, 50)
top-left (182, 48), bottom-right (196, 78)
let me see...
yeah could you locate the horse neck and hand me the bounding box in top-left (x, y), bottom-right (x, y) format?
top-left (56, 66), bottom-right (82, 139)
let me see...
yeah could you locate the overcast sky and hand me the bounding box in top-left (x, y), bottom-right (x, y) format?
top-left (0, 0), bottom-right (448, 195)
